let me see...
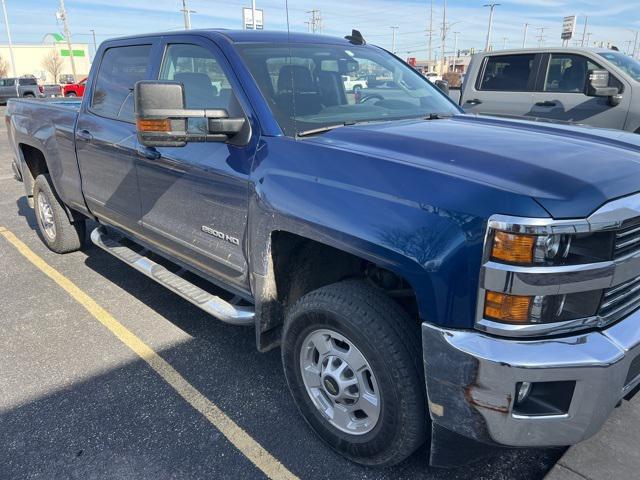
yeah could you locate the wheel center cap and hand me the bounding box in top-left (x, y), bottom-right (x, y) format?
top-left (323, 375), bottom-right (340, 396)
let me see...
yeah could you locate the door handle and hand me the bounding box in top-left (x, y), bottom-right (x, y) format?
top-left (137, 145), bottom-right (161, 160)
top-left (535, 101), bottom-right (557, 107)
top-left (76, 129), bottom-right (93, 142)
top-left (465, 98), bottom-right (483, 106)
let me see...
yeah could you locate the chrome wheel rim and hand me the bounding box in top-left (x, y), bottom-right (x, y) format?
top-left (299, 328), bottom-right (381, 435)
top-left (37, 192), bottom-right (56, 240)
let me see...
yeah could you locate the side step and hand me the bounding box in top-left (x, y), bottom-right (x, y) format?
top-left (90, 227), bottom-right (254, 326)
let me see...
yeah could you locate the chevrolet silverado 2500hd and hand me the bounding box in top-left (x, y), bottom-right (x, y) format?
top-left (7, 29), bottom-right (640, 468)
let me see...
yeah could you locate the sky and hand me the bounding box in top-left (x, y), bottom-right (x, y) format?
top-left (3, 0), bottom-right (640, 60)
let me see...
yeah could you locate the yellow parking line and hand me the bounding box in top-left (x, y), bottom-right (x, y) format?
top-left (0, 227), bottom-right (298, 480)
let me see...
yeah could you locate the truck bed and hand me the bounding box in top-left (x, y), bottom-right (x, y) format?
top-left (6, 97), bottom-right (86, 214)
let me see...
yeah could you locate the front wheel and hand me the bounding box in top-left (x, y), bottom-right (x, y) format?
top-left (282, 280), bottom-right (427, 466)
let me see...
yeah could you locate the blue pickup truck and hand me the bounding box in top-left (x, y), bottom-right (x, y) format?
top-left (7, 29), bottom-right (640, 468)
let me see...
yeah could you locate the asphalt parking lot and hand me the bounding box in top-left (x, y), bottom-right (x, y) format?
top-left (0, 106), bottom-right (562, 479)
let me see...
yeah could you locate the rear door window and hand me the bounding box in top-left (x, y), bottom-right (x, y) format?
top-left (479, 54), bottom-right (536, 91)
top-left (91, 44), bottom-right (152, 122)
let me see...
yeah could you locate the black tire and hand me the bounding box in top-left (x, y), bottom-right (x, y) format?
top-left (282, 279), bottom-right (427, 466)
top-left (65, 92), bottom-right (77, 97)
top-left (24, 93), bottom-right (35, 98)
top-left (33, 174), bottom-right (85, 253)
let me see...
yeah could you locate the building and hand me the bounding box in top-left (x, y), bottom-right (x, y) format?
top-left (0, 33), bottom-right (91, 83)
top-left (414, 54), bottom-right (474, 76)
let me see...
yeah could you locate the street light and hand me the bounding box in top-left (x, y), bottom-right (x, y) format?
top-left (0, 0), bottom-right (16, 77)
top-left (483, 3), bottom-right (500, 52)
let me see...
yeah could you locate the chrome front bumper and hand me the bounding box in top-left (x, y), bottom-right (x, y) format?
top-left (422, 307), bottom-right (640, 447)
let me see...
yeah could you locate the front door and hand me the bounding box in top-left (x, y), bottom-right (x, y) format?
top-left (529, 53), bottom-right (630, 129)
top-left (76, 42), bottom-right (155, 234)
top-left (136, 38), bottom-right (256, 293)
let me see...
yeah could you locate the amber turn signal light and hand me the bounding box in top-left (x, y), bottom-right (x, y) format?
top-left (484, 291), bottom-right (532, 323)
top-left (136, 118), bottom-right (171, 132)
top-left (491, 231), bottom-right (535, 264)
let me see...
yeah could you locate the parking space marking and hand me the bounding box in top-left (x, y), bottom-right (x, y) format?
top-left (0, 226), bottom-right (299, 480)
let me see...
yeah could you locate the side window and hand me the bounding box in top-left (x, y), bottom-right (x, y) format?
top-left (479, 54), bottom-right (536, 91)
top-left (91, 44), bottom-right (152, 122)
top-left (544, 54), bottom-right (599, 93)
top-left (160, 43), bottom-right (237, 113)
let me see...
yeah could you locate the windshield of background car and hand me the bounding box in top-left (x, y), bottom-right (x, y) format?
top-left (237, 43), bottom-right (459, 136)
top-left (598, 51), bottom-right (640, 82)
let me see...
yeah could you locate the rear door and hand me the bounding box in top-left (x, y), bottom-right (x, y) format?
top-left (76, 40), bottom-right (157, 234)
top-left (530, 53), bottom-right (630, 129)
top-left (0, 78), bottom-right (16, 102)
top-left (462, 53), bottom-right (540, 117)
top-left (135, 36), bottom-right (257, 293)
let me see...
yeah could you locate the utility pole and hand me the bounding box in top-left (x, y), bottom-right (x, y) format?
top-left (537, 26), bottom-right (545, 47)
top-left (522, 23), bottom-right (529, 48)
top-left (0, 0), bottom-right (16, 77)
top-left (180, 0), bottom-right (195, 29)
top-left (633, 30), bottom-right (639, 59)
top-left (483, 3), bottom-right (500, 52)
top-left (390, 26), bottom-right (398, 54)
top-left (90, 28), bottom-right (97, 61)
top-left (440, 0), bottom-right (447, 74)
top-left (585, 32), bottom-right (592, 47)
top-left (502, 37), bottom-right (507, 49)
top-left (452, 31), bottom-right (459, 72)
top-left (58, 0), bottom-right (77, 80)
top-left (307, 10), bottom-right (322, 34)
top-left (581, 16), bottom-right (588, 47)
top-left (427, 0), bottom-right (434, 63)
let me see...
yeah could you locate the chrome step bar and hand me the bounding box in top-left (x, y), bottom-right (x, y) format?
top-left (90, 227), bottom-right (254, 326)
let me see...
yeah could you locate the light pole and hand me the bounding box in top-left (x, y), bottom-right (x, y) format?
top-left (90, 28), bottom-right (97, 61)
top-left (452, 31), bottom-right (460, 72)
top-left (502, 37), bottom-right (507, 49)
top-left (522, 23), bottom-right (528, 48)
top-left (0, 0), bottom-right (16, 77)
top-left (441, 0), bottom-right (447, 74)
top-left (251, 0), bottom-right (257, 30)
top-left (427, 0), bottom-right (434, 63)
top-left (633, 30), bottom-right (639, 59)
top-left (484, 3), bottom-right (500, 52)
top-left (390, 26), bottom-right (399, 54)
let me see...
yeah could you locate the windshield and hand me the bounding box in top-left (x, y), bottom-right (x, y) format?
top-left (237, 43), bottom-right (459, 136)
top-left (598, 51), bottom-right (640, 82)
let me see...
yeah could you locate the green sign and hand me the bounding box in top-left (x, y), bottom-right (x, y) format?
top-left (60, 49), bottom-right (85, 57)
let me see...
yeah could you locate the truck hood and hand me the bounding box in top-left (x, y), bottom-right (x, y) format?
top-left (308, 114), bottom-right (640, 218)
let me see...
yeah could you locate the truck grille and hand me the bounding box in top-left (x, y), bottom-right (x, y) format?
top-left (614, 219), bottom-right (640, 259)
top-left (599, 275), bottom-right (640, 323)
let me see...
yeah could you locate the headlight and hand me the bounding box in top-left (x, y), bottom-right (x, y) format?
top-left (489, 230), bottom-right (614, 266)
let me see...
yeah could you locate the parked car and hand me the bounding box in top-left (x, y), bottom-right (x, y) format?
top-left (8, 29), bottom-right (640, 469)
top-left (40, 84), bottom-right (63, 98)
top-left (0, 77), bottom-right (43, 103)
top-left (63, 77), bottom-right (87, 97)
top-left (341, 74), bottom-right (367, 92)
top-left (425, 72), bottom-right (442, 82)
top-left (457, 47), bottom-right (640, 132)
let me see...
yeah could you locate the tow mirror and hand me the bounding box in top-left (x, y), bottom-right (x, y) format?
top-left (585, 69), bottom-right (619, 98)
top-left (434, 79), bottom-right (449, 95)
top-left (134, 80), bottom-right (246, 148)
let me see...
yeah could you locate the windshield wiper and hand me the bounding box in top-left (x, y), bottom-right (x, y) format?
top-left (296, 121), bottom-right (357, 138)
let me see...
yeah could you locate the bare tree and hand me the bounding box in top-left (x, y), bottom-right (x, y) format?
top-left (42, 49), bottom-right (64, 83)
top-left (0, 55), bottom-right (8, 78)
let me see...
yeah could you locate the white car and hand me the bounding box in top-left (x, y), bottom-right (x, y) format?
top-left (425, 72), bottom-right (442, 83)
top-left (341, 75), bottom-right (367, 93)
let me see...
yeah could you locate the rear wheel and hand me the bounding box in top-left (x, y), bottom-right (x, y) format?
top-left (33, 174), bottom-right (85, 253)
top-left (65, 92), bottom-right (77, 97)
top-left (23, 93), bottom-right (35, 98)
top-left (282, 280), bottom-right (427, 466)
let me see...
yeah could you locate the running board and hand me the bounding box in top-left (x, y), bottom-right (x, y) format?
top-left (90, 227), bottom-right (254, 326)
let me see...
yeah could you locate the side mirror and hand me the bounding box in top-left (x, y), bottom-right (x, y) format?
top-left (434, 79), bottom-right (449, 96)
top-left (585, 69), bottom-right (619, 98)
top-left (134, 80), bottom-right (246, 148)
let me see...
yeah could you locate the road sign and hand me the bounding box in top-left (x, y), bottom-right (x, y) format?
top-left (561, 15), bottom-right (577, 40)
top-left (242, 7), bottom-right (264, 30)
